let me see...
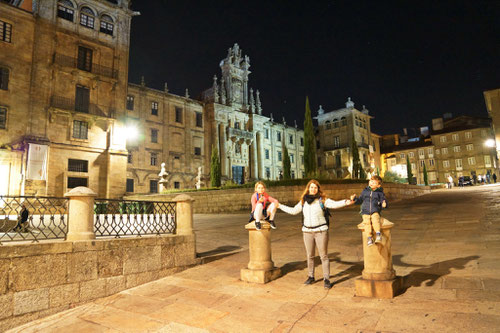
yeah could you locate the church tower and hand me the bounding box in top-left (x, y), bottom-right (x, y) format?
top-left (219, 43), bottom-right (251, 108)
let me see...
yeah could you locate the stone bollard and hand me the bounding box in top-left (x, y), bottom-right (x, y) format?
top-left (240, 222), bottom-right (281, 284)
top-left (355, 218), bottom-right (402, 298)
top-left (173, 194), bottom-right (194, 236)
top-left (64, 186), bottom-right (97, 241)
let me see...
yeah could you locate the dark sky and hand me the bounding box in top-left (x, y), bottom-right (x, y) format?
top-left (128, 0), bottom-right (500, 135)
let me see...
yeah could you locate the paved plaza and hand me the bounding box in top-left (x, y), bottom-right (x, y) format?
top-left (10, 185), bottom-right (500, 332)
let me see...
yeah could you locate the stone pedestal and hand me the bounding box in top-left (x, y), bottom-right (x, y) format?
top-left (64, 186), bottom-right (97, 241)
top-left (240, 222), bottom-right (281, 283)
top-left (173, 194), bottom-right (194, 236)
top-left (355, 218), bottom-right (401, 298)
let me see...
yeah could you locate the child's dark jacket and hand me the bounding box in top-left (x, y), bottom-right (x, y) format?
top-left (355, 186), bottom-right (387, 215)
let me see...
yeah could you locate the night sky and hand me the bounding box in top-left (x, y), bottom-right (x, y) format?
top-left (128, 0), bottom-right (500, 135)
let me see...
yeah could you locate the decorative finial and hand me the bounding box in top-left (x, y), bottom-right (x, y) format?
top-left (318, 105), bottom-right (324, 115)
top-left (282, 117), bottom-right (286, 126)
top-left (220, 78), bottom-right (226, 105)
top-left (164, 82), bottom-right (168, 93)
top-left (256, 89), bottom-right (262, 115)
top-left (185, 88), bottom-right (190, 98)
top-left (294, 120), bottom-right (298, 128)
top-left (213, 75), bottom-right (219, 103)
top-left (346, 97), bottom-right (354, 109)
top-left (270, 112), bottom-right (273, 122)
top-left (249, 88), bottom-right (255, 113)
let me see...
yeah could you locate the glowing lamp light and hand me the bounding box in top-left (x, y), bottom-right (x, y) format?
top-left (125, 125), bottom-right (139, 140)
top-left (485, 139), bottom-right (495, 148)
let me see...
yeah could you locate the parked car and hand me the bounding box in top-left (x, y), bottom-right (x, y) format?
top-left (462, 176), bottom-right (473, 186)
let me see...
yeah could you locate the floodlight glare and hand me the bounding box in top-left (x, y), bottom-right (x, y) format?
top-left (485, 139), bottom-right (495, 148)
top-left (126, 125), bottom-right (139, 140)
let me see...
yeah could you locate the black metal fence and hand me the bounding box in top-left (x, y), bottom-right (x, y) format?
top-left (0, 196), bottom-right (69, 244)
top-left (94, 199), bottom-right (176, 237)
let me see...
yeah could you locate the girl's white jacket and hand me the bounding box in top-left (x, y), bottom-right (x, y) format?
top-left (279, 198), bottom-right (350, 232)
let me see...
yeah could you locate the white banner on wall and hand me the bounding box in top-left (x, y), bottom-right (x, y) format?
top-left (27, 143), bottom-right (48, 180)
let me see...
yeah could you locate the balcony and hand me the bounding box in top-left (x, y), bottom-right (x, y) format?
top-left (227, 127), bottom-right (254, 142)
top-left (50, 95), bottom-right (115, 119)
top-left (54, 53), bottom-right (119, 79)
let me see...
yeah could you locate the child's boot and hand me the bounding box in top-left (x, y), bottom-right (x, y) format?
top-left (255, 221), bottom-right (262, 230)
top-left (367, 236), bottom-right (374, 247)
top-left (375, 232), bottom-right (382, 243)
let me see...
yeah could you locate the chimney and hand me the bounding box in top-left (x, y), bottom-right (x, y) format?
top-left (432, 118), bottom-right (444, 131)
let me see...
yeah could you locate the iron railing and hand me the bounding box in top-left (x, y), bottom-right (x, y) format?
top-left (0, 196), bottom-right (69, 244)
top-left (50, 95), bottom-right (115, 118)
top-left (54, 53), bottom-right (119, 79)
top-left (94, 199), bottom-right (176, 237)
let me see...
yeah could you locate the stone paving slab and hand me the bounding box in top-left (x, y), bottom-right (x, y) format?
top-left (8, 185), bottom-right (500, 332)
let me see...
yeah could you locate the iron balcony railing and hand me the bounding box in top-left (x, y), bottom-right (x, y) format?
top-left (0, 196), bottom-right (69, 244)
top-left (94, 199), bottom-right (176, 238)
top-left (50, 95), bottom-right (115, 118)
top-left (54, 53), bottom-right (119, 79)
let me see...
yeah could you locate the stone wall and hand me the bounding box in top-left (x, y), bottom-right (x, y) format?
top-left (126, 183), bottom-right (432, 214)
top-left (0, 234), bottom-right (197, 331)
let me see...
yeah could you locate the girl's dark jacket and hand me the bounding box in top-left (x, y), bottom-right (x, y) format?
top-left (354, 186), bottom-right (387, 215)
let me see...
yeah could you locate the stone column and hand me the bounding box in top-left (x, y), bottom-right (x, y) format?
top-left (355, 218), bottom-right (401, 298)
top-left (173, 194), bottom-right (194, 235)
top-left (64, 186), bottom-right (97, 241)
top-left (251, 139), bottom-right (258, 180)
top-left (241, 222), bottom-right (281, 283)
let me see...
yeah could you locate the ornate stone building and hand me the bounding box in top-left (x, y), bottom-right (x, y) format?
top-left (316, 98), bottom-right (381, 178)
top-left (0, 0), bottom-right (134, 197)
top-left (484, 88), bottom-right (500, 168)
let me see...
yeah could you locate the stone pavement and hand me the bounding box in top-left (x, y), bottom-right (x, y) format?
top-left (10, 185), bottom-right (500, 332)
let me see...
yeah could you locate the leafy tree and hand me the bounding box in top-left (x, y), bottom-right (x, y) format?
top-left (383, 171), bottom-right (406, 183)
top-left (423, 162), bottom-right (429, 186)
top-left (303, 96), bottom-right (317, 176)
top-left (406, 155), bottom-right (413, 184)
top-left (376, 167), bottom-right (380, 176)
top-left (210, 145), bottom-right (221, 187)
top-left (351, 134), bottom-right (361, 179)
top-left (282, 142), bottom-right (291, 180)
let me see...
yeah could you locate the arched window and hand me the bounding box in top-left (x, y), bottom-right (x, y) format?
top-left (100, 14), bottom-right (114, 35)
top-left (333, 118), bottom-right (338, 128)
top-left (57, 0), bottom-right (75, 21)
top-left (80, 6), bottom-right (96, 29)
top-left (325, 120), bottom-right (331, 130)
top-left (341, 117), bottom-right (347, 126)
top-left (0, 67), bottom-right (9, 90)
top-left (105, 0), bottom-right (118, 4)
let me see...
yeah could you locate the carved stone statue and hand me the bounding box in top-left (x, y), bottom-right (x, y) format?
top-left (249, 88), bottom-right (255, 113)
top-left (213, 75), bottom-right (219, 103)
top-left (158, 162), bottom-right (169, 193)
top-left (195, 166), bottom-right (202, 190)
top-left (256, 89), bottom-right (262, 115)
top-left (220, 78), bottom-right (226, 105)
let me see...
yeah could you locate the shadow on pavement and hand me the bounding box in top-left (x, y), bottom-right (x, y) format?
top-left (394, 254), bottom-right (480, 292)
top-left (197, 245), bottom-right (243, 264)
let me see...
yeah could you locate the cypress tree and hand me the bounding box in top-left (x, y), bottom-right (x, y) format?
top-left (210, 145), bottom-right (221, 187)
top-left (423, 162), bottom-right (429, 186)
top-left (303, 96), bottom-right (317, 176)
top-left (406, 155), bottom-right (413, 184)
top-left (283, 143), bottom-right (291, 180)
top-left (351, 134), bottom-right (361, 179)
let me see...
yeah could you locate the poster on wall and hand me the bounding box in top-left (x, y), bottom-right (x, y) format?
top-left (27, 144), bottom-right (48, 180)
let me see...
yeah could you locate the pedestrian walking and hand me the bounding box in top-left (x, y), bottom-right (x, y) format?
top-left (493, 173), bottom-right (497, 183)
top-left (276, 179), bottom-right (354, 289)
top-left (447, 175), bottom-right (454, 189)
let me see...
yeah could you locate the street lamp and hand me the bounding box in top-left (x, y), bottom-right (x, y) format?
top-left (485, 139), bottom-right (495, 148)
top-left (125, 125), bottom-right (138, 140)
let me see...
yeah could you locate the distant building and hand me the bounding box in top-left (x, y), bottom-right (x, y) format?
top-left (484, 88), bottom-right (500, 168)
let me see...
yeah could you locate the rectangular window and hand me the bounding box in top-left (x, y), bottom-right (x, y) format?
top-left (419, 160), bottom-right (425, 167)
top-left (151, 101), bottom-right (158, 116)
top-left (75, 86), bottom-right (90, 113)
top-left (440, 136), bottom-right (447, 143)
top-left (77, 46), bottom-right (93, 72)
top-left (411, 163), bottom-right (416, 171)
top-left (149, 180), bottom-right (158, 193)
top-left (175, 107), bottom-right (183, 123)
top-left (194, 147), bottom-right (201, 156)
top-left (452, 134), bottom-right (459, 141)
top-left (443, 160), bottom-right (450, 168)
top-left (277, 132), bottom-right (281, 142)
top-left (301, 155), bottom-right (304, 165)
top-left (0, 20), bottom-right (12, 43)
top-left (72, 120), bottom-right (88, 139)
top-left (468, 157), bottom-right (475, 165)
top-left (265, 167), bottom-right (271, 179)
top-left (100, 21), bottom-right (114, 35)
top-left (455, 159), bottom-right (463, 170)
top-left (335, 154), bottom-right (341, 167)
top-left (300, 137), bottom-right (304, 146)
top-left (150, 152), bottom-right (157, 166)
top-left (196, 112), bottom-right (203, 127)
top-left (151, 129), bottom-right (158, 143)
top-left (466, 144), bottom-right (473, 151)
top-left (264, 129), bottom-right (269, 139)
top-left (427, 148), bottom-right (433, 157)
top-left (80, 13), bottom-right (94, 29)
top-left (316, 140), bottom-right (320, 149)
top-left (334, 136), bottom-right (340, 148)
top-left (289, 135), bottom-right (293, 144)
top-left (429, 159), bottom-right (435, 166)
top-left (0, 67), bottom-right (9, 90)
top-left (126, 95), bottom-right (134, 110)
top-left (127, 152), bottom-right (132, 164)
top-left (453, 146), bottom-right (460, 153)
top-left (174, 181), bottom-right (180, 189)
top-left (465, 132), bottom-right (472, 139)
top-left (290, 154), bottom-right (294, 164)
top-left (408, 152), bottom-right (414, 158)
top-left (485, 155), bottom-right (492, 167)
top-left (418, 149), bottom-right (425, 159)
top-left (0, 107), bottom-right (6, 129)
top-left (67, 177), bottom-right (87, 188)
top-left (442, 147), bottom-right (448, 154)
top-left (68, 159), bottom-right (88, 172)
top-left (278, 151), bottom-right (282, 161)
top-left (57, 5), bottom-right (74, 22)
top-left (400, 153), bottom-right (405, 159)
top-left (126, 179), bottom-right (134, 192)
top-left (291, 171), bottom-right (295, 179)
top-left (265, 149), bottom-right (269, 159)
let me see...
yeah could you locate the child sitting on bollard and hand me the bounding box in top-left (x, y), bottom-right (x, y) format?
top-left (351, 175), bottom-right (387, 247)
top-left (249, 181), bottom-right (278, 230)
